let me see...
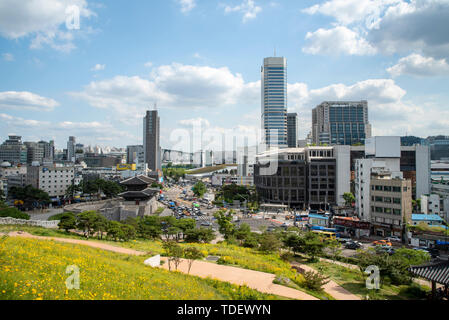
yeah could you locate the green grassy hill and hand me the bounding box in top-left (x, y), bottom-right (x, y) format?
top-left (0, 237), bottom-right (279, 300)
top-left (186, 164), bottom-right (237, 175)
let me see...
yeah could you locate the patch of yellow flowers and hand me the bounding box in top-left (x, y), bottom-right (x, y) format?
top-left (0, 237), bottom-right (278, 300)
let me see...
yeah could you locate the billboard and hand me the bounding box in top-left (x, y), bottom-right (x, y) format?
top-left (116, 164), bottom-right (136, 171)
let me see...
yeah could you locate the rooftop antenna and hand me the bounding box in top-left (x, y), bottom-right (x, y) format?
top-left (153, 102), bottom-right (157, 111)
top-left (274, 47), bottom-right (276, 57)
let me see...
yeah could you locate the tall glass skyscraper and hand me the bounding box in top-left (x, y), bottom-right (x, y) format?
top-left (312, 101), bottom-right (372, 146)
top-left (261, 57), bottom-right (287, 148)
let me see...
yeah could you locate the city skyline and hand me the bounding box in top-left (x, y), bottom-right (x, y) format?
top-left (1, 1), bottom-right (449, 152)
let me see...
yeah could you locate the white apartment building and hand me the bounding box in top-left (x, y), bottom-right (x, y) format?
top-left (26, 165), bottom-right (75, 197)
top-left (421, 194), bottom-right (441, 215)
top-left (355, 136), bottom-right (403, 222)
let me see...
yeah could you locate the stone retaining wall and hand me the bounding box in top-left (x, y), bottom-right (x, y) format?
top-left (0, 217), bottom-right (60, 229)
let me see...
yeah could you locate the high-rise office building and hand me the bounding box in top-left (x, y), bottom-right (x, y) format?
top-left (67, 136), bottom-right (76, 162)
top-left (312, 101), bottom-right (371, 146)
top-left (143, 110), bottom-right (161, 171)
top-left (24, 142), bottom-right (44, 164)
top-left (38, 140), bottom-right (55, 162)
top-left (261, 57), bottom-right (288, 148)
top-left (287, 113), bottom-right (299, 148)
top-left (0, 136), bottom-right (27, 165)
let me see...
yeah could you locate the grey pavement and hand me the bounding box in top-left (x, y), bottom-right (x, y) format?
top-left (27, 207), bottom-right (64, 221)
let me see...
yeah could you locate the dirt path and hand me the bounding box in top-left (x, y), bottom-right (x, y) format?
top-left (7, 231), bottom-right (147, 256)
top-left (159, 257), bottom-right (318, 300)
top-left (7, 231), bottom-right (318, 300)
top-left (291, 262), bottom-right (361, 300)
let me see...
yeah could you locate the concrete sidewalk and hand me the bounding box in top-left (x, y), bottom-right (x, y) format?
top-left (159, 257), bottom-right (319, 300)
top-left (291, 262), bottom-right (361, 300)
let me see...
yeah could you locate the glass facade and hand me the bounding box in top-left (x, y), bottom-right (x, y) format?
top-left (262, 57), bottom-right (287, 147)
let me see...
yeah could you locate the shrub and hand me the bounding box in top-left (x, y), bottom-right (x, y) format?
top-left (0, 207), bottom-right (30, 220)
top-left (400, 283), bottom-right (429, 299)
top-left (302, 271), bottom-right (330, 291)
top-left (280, 252), bottom-right (294, 262)
top-left (48, 212), bottom-right (75, 221)
top-left (58, 213), bottom-right (77, 233)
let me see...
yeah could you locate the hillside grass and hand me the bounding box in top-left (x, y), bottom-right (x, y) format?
top-left (301, 259), bottom-right (431, 300)
top-left (0, 237), bottom-right (281, 300)
top-left (186, 164), bottom-right (237, 175)
top-left (0, 225), bottom-right (332, 300)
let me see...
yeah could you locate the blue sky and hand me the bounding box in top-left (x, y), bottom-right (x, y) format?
top-left (1, 0), bottom-right (449, 151)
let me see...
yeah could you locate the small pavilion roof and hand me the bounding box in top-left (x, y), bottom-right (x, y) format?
top-left (120, 175), bottom-right (156, 186)
top-left (409, 260), bottom-right (449, 286)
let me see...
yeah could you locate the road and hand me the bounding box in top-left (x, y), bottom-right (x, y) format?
top-left (26, 207), bottom-right (64, 221)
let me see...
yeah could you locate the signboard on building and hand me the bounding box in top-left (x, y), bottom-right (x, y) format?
top-left (116, 164), bottom-right (136, 171)
top-left (333, 217), bottom-right (370, 230)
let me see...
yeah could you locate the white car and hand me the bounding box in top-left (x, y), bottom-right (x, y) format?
top-left (387, 236), bottom-right (401, 242)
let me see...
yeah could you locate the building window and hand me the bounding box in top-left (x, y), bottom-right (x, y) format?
top-left (393, 209), bottom-right (401, 215)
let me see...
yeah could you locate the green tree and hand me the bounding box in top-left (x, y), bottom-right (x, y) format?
top-left (137, 216), bottom-right (163, 239)
top-left (302, 232), bottom-right (326, 262)
top-left (9, 185), bottom-right (50, 209)
top-left (214, 209), bottom-right (236, 240)
top-left (184, 247), bottom-right (204, 274)
top-left (185, 228), bottom-right (216, 243)
top-left (120, 224), bottom-right (137, 241)
top-left (93, 214), bottom-right (108, 240)
top-left (327, 238), bottom-right (342, 260)
top-left (106, 220), bottom-right (124, 241)
top-left (284, 233), bottom-right (304, 255)
top-left (234, 223), bottom-right (251, 245)
top-left (258, 232), bottom-right (282, 253)
top-left (192, 181), bottom-right (207, 197)
top-left (76, 211), bottom-right (98, 239)
top-left (176, 218), bottom-right (196, 240)
top-left (58, 213), bottom-right (77, 233)
top-left (343, 192), bottom-right (355, 206)
top-left (163, 241), bottom-right (184, 271)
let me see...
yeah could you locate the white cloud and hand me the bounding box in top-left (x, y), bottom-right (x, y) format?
top-left (144, 61), bottom-right (153, 68)
top-left (302, 0), bottom-right (449, 59)
top-left (0, 91), bottom-right (59, 111)
top-left (224, 0), bottom-right (262, 22)
top-left (178, 0), bottom-right (196, 13)
top-left (285, 78), bottom-right (449, 138)
top-left (2, 53), bottom-right (14, 61)
top-left (91, 63), bottom-right (105, 71)
top-left (0, 113), bottom-right (49, 127)
top-left (71, 63), bottom-right (259, 120)
top-left (178, 117), bottom-right (211, 128)
top-left (303, 26), bottom-right (377, 55)
top-left (302, 0), bottom-right (400, 27)
top-left (0, 0), bottom-right (95, 52)
top-left (387, 53), bottom-right (449, 77)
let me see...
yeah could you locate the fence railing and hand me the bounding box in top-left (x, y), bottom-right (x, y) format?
top-left (0, 217), bottom-right (60, 229)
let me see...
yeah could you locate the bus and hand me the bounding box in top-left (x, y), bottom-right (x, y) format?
top-left (312, 230), bottom-right (337, 240)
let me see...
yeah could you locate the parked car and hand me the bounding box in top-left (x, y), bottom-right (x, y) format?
top-left (201, 222), bottom-right (212, 227)
top-left (345, 241), bottom-right (362, 250)
top-left (372, 240), bottom-right (392, 247)
top-left (376, 246), bottom-right (396, 255)
top-left (387, 236), bottom-right (401, 243)
top-left (338, 237), bottom-right (352, 243)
